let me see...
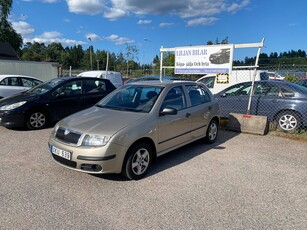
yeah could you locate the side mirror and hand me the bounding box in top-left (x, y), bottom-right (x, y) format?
top-left (159, 107), bottom-right (177, 116)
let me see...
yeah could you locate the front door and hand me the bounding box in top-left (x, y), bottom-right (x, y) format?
top-left (157, 86), bottom-right (191, 154)
top-left (47, 80), bottom-right (84, 121)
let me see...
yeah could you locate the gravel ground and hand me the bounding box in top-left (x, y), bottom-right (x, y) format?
top-left (0, 126), bottom-right (306, 230)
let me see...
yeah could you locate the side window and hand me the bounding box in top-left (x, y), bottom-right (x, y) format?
top-left (0, 78), bottom-right (8, 85)
top-left (280, 87), bottom-right (294, 97)
top-left (10, 77), bottom-right (20, 86)
top-left (53, 80), bottom-right (82, 97)
top-left (186, 85), bottom-right (211, 106)
top-left (84, 80), bottom-right (107, 94)
top-left (21, 78), bottom-right (41, 87)
top-left (254, 83), bottom-right (269, 95)
top-left (265, 85), bottom-right (280, 96)
top-left (223, 82), bottom-right (252, 96)
top-left (202, 76), bottom-right (215, 89)
top-left (1, 77), bottom-right (20, 86)
top-left (161, 86), bottom-right (186, 111)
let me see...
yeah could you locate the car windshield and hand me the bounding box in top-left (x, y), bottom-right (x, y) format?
top-left (96, 84), bottom-right (163, 113)
top-left (26, 78), bottom-right (65, 94)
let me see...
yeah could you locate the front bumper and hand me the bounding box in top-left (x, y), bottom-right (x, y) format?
top-left (0, 110), bottom-right (26, 128)
top-left (48, 137), bottom-right (128, 174)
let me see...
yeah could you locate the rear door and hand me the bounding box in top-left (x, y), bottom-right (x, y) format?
top-left (185, 84), bottom-right (213, 138)
top-left (81, 79), bottom-right (115, 107)
top-left (253, 82), bottom-right (295, 120)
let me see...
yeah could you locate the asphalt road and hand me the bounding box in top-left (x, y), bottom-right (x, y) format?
top-left (0, 126), bottom-right (306, 230)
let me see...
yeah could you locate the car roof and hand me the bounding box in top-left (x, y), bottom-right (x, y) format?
top-left (0, 74), bottom-right (43, 81)
top-left (48, 76), bottom-right (113, 82)
top-left (221, 80), bottom-right (307, 94)
top-left (127, 80), bottom-right (202, 87)
top-left (139, 75), bottom-right (173, 79)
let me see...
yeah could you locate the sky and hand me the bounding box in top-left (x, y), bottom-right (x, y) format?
top-left (9, 0), bottom-right (307, 64)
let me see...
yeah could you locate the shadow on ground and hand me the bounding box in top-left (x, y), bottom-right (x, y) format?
top-left (94, 129), bottom-right (239, 181)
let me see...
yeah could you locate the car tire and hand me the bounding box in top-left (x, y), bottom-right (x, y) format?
top-left (26, 110), bottom-right (48, 130)
top-left (122, 142), bottom-right (152, 180)
top-left (277, 111), bottom-right (301, 132)
top-left (204, 119), bottom-right (218, 144)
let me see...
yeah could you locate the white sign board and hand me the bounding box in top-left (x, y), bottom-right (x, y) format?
top-left (175, 45), bottom-right (233, 74)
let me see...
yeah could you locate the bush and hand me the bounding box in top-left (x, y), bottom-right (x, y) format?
top-left (284, 74), bottom-right (299, 83)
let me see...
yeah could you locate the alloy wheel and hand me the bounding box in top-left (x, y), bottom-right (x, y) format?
top-left (131, 148), bottom-right (150, 176)
top-left (278, 114), bottom-right (298, 131)
top-left (29, 112), bottom-right (46, 129)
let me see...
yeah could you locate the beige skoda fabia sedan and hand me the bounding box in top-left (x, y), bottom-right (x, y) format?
top-left (48, 81), bottom-right (220, 180)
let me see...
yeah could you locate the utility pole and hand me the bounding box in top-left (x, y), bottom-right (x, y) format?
top-left (88, 37), bottom-right (93, 70)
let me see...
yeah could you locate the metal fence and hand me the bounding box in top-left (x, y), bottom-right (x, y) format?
top-left (164, 65), bottom-right (307, 133)
top-left (63, 65), bottom-right (307, 133)
top-left (145, 65), bottom-right (307, 133)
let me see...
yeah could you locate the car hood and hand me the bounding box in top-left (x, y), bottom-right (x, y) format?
top-left (59, 106), bottom-right (147, 136)
top-left (0, 92), bottom-right (40, 106)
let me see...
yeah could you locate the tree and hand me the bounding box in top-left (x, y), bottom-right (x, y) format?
top-left (45, 42), bottom-right (64, 62)
top-left (0, 0), bottom-right (23, 51)
top-left (221, 37), bottom-right (229, 44)
top-left (206, 37), bottom-right (228, 45)
top-left (0, 0), bottom-right (12, 19)
top-left (66, 45), bottom-right (84, 69)
top-left (20, 42), bottom-right (47, 61)
top-left (124, 44), bottom-right (139, 77)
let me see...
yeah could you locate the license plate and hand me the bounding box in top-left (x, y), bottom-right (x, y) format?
top-left (51, 145), bottom-right (71, 160)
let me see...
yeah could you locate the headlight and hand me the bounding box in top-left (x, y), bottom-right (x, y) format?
top-left (51, 124), bottom-right (60, 137)
top-left (82, 134), bottom-right (110, 147)
top-left (0, 101), bottom-right (27, 110)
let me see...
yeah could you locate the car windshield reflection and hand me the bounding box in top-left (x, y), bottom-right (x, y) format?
top-left (97, 85), bottom-right (163, 113)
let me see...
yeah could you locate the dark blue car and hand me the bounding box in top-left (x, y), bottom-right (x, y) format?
top-left (0, 77), bottom-right (116, 129)
top-left (215, 80), bottom-right (307, 131)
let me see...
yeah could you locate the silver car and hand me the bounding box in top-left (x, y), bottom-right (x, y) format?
top-left (0, 74), bottom-right (43, 99)
top-left (48, 81), bottom-right (220, 180)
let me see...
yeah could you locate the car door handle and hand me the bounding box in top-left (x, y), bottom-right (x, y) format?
top-left (185, 113), bottom-right (191, 118)
top-left (208, 106), bottom-right (212, 110)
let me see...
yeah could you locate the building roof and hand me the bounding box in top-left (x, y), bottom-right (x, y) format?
top-left (0, 42), bottom-right (20, 60)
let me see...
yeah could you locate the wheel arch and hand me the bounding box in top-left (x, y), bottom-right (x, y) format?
top-left (121, 137), bottom-right (157, 179)
top-left (25, 106), bottom-right (51, 126)
top-left (123, 137), bottom-right (157, 165)
top-left (273, 109), bottom-right (304, 131)
top-left (210, 116), bottom-right (220, 126)
top-left (273, 109), bottom-right (303, 122)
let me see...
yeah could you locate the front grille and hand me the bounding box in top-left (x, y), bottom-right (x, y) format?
top-left (52, 154), bottom-right (77, 168)
top-left (55, 127), bottom-right (82, 144)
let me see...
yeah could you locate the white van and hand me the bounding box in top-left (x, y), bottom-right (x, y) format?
top-left (77, 71), bottom-right (123, 88)
top-left (196, 70), bottom-right (269, 94)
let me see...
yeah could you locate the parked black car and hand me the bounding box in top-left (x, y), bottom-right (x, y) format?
top-left (209, 48), bottom-right (230, 64)
top-left (216, 80), bottom-right (307, 131)
top-left (0, 77), bottom-right (116, 129)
